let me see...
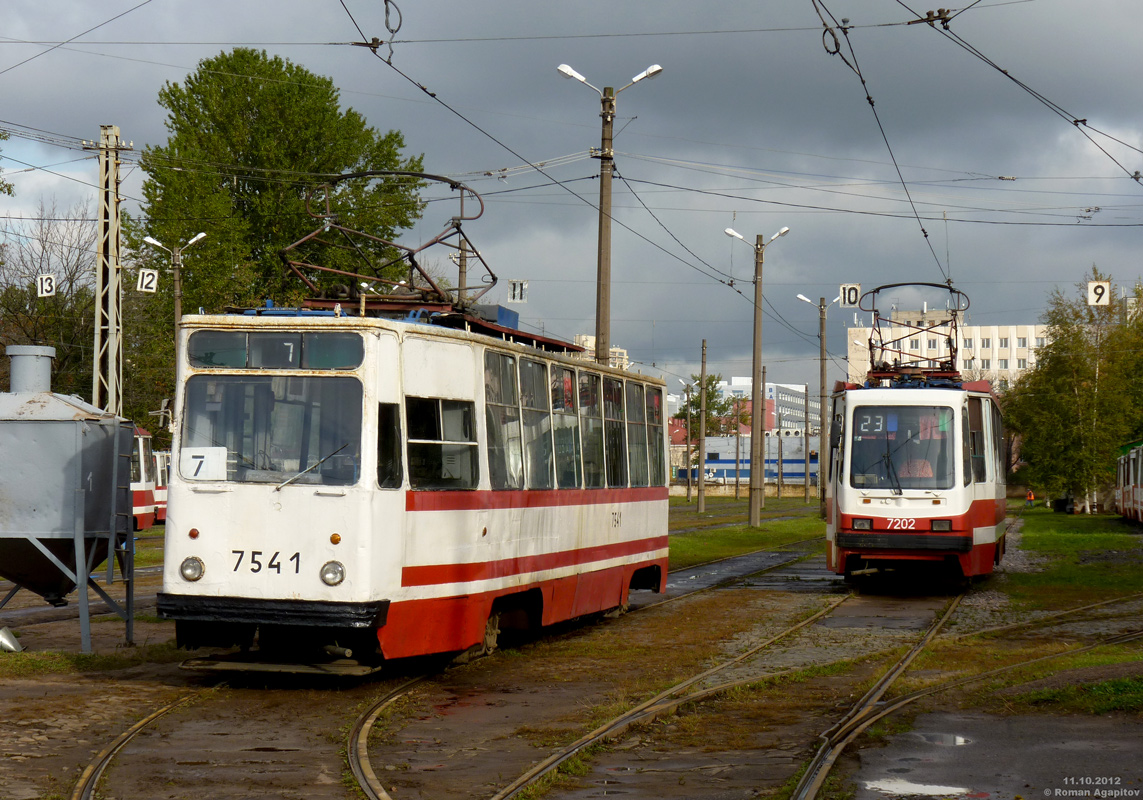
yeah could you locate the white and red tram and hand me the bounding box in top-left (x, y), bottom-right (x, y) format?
top-left (131, 427), bottom-right (156, 531)
top-left (157, 311), bottom-right (669, 669)
top-left (825, 283), bottom-right (1006, 581)
top-left (1114, 443), bottom-right (1143, 521)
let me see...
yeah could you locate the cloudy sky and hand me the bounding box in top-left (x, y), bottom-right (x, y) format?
top-left (3, 0), bottom-right (1141, 396)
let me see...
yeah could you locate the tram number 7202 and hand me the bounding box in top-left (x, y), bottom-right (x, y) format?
top-left (232, 550), bottom-right (301, 574)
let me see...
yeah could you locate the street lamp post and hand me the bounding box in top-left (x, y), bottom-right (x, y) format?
top-left (143, 232), bottom-right (206, 328)
top-left (725, 225), bottom-right (789, 527)
top-left (798, 293), bottom-right (839, 516)
top-left (558, 63), bottom-right (662, 366)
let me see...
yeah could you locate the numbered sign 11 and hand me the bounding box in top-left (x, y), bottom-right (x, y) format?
top-left (137, 268), bottom-right (159, 293)
top-left (839, 283), bottom-right (861, 308)
top-left (36, 274), bottom-right (56, 297)
top-left (1088, 281), bottom-right (1110, 306)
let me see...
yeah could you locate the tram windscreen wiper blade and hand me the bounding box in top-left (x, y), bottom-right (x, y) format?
top-left (883, 445), bottom-right (903, 495)
top-left (274, 443), bottom-right (350, 491)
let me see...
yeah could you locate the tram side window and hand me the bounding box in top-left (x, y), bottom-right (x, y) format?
top-left (646, 386), bottom-right (666, 486)
top-left (377, 403), bottom-right (402, 489)
top-left (961, 406), bottom-right (972, 487)
top-left (405, 397), bottom-right (478, 490)
top-left (520, 359), bottom-right (554, 490)
top-left (967, 397), bottom-right (987, 482)
top-left (626, 382), bottom-right (649, 487)
top-left (580, 372), bottom-right (606, 489)
top-left (991, 402), bottom-right (1005, 481)
top-left (603, 377), bottom-right (628, 488)
top-left (485, 352), bottom-right (524, 490)
top-left (551, 366), bottom-right (583, 488)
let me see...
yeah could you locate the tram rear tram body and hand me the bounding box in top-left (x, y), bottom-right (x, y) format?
top-left (157, 313), bottom-right (669, 666)
top-left (825, 283), bottom-right (1007, 581)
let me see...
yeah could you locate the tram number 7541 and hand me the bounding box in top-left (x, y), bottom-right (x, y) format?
top-left (232, 550), bottom-right (301, 574)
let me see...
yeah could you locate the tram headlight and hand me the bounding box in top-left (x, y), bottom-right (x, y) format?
top-left (320, 560), bottom-right (346, 586)
top-left (179, 556), bottom-right (205, 582)
top-left (852, 518), bottom-right (873, 531)
top-left (931, 519), bottom-right (952, 532)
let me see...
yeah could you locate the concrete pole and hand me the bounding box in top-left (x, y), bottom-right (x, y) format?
top-left (749, 240), bottom-right (766, 525)
top-left (818, 297), bottom-right (829, 517)
top-left (804, 383), bottom-right (811, 502)
top-left (734, 396), bottom-right (741, 500)
top-left (595, 88), bottom-right (615, 366)
top-left (698, 339), bottom-right (707, 514)
top-left (684, 384), bottom-right (692, 502)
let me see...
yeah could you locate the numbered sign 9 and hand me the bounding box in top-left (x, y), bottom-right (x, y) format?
top-left (36, 274), bottom-right (56, 297)
top-left (1087, 281), bottom-right (1110, 306)
top-left (839, 283), bottom-right (861, 308)
top-left (137, 268), bottom-right (159, 294)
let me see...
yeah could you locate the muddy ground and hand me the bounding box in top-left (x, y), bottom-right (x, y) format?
top-left (2, 533), bottom-right (1141, 800)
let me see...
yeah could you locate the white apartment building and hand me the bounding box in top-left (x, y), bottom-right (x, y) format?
top-left (573, 334), bottom-right (630, 370)
top-left (847, 309), bottom-right (1049, 389)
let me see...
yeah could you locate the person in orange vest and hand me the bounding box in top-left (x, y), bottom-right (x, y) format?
top-left (1025, 488), bottom-right (1035, 508)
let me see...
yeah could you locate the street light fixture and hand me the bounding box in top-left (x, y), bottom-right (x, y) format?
top-left (143, 232), bottom-right (206, 327)
top-left (724, 225), bottom-right (790, 526)
top-left (559, 62), bottom-right (663, 365)
top-left (798, 293), bottom-right (840, 516)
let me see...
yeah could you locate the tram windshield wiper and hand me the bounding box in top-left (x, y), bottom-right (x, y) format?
top-left (883, 446), bottom-right (903, 495)
top-left (274, 443), bottom-right (350, 491)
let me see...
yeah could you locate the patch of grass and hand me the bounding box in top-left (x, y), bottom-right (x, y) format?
top-left (669, 516), bottom-right (825, 571)
top-left (0, 640), bottom-right (184, 678)
top-left (1004, 510), bottom-right (1143, 608)
top-left (1005, 676), bottom-right (1143, 714)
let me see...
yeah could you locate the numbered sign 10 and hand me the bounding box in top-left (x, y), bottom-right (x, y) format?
top-left (839, 283), bottom-right (861, 308)
top-left (137, 268), bottom-right (159, 293)
top-left (36, 274), bottom-right (56, 297)
top-left (1088, 281), bottom-right (1110, 306)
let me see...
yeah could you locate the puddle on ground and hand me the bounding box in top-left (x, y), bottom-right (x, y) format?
top-left (916, 732), bottom-right (972, 746)
top-left (865, 778), bottom-right (972, 797)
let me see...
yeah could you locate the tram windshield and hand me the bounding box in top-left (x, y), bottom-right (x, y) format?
top-left (180, 375), bottom-right (363, 485)
top-left (849, 405), bottom-right (955, 492)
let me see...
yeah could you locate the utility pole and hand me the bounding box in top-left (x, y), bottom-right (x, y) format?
top-left (558, 63), bottom-right (662, 367)
top-left (89, 125), bottom-right (130, 416)
top-left (734, 396), bottom-right (741, 500)
top-left (818, 298), bottom-right (828, 515)
top-left (761, 365), bottom-right (768, 511)
top-left (458, 238), bottom-right (468, 306)
top-left (804, 383), bottom-right (811, 502)
top-left (683, 381), bottom-right (693, 502)
top-left (698, 339), bottom-right (707, 514)
top-left (595, 87), bottom-right (615, 366)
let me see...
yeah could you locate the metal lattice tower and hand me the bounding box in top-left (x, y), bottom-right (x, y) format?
top-left (90, 125), bottom-right (130, 414)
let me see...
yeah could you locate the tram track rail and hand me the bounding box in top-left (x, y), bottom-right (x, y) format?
top-left (62, 537), bottom-right (817, 799)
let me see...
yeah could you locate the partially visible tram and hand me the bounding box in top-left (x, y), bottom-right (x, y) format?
top-left (157, 312), bottom-right (669, 668)
top-left (1114, 443), bottom-right (1143, 521)
top-left (154, 450), bottom-right (170, 523)
top-left (131, 427), bottom-right (156, 531)
top-left (825, 284), bottom-right (1007, 581)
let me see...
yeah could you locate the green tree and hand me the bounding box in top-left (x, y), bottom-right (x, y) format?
top-left (674, 374), bottom-right (746, 444)
top-left (122, 48), bottom-right (425, 433)
top-left (1004, 266), bottom-right (1139, 510)
top-left (132, 47), bottom-right (424, 310)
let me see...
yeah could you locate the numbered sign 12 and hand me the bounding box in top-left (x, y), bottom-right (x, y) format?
top-left (137, 268), bottom-right (159, 294)
top-left (36, 274), bottom-right (56, 297)
top-left (1088, 281), bottom-right (1110, 306)
top-left (839, 283), bottom-right (861, 308)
